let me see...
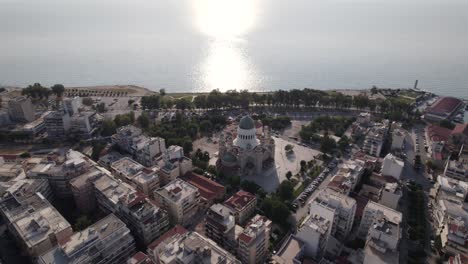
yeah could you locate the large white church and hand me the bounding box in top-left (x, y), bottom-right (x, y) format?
top-left (218, 115), bottom-right (275, 175)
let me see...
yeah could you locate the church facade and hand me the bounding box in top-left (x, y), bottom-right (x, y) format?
top-left (218, 116), bottom-right (275, 175)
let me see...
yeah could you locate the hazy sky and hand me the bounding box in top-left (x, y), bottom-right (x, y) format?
top-left (1, 0), bottom-right (467, 95)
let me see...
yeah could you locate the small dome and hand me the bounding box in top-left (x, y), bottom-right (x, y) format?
top-left (239, 116), bottom-right (255, 130)
top-left (222, 152), bottom-right (237, 163)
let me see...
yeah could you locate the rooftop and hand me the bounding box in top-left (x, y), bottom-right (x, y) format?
top-left (365, 201), bottom-right (402, 225)
top-left (224, 190), bottom-right (256, 212)
top-left (156, 179), bottom-right (198, 203)
top-left (272, 235), bottom-right (305, 264)
top-left (181, 172), bottom-right (225, 201)
top-left (452, 123), bottom-right (468, 137)
top-left (147, 225), bottom-right (188, 250)
top-left (155, 231), bottom-right (240, 264)
top-left (111, 157), bottom-right (144, 180)
top-left (427, 124), bottom-right (452, 142)
top-left (238, 214), bottom-right (271, 245)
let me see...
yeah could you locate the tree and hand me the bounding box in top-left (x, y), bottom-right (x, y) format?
top-left (137, 112), bottom-right (150, 129)
top-left (22, 83), bottom-right (51, 99)
top-left (95, 102), bottom-right (106, 113)
top-left (261, 197), bottom-right (291, 227)
top-left (159, 88), bottom-right (166, 96)
top-left (51, 84), bottom-right (65, 99)
top-left (200, 120), bottom-right (213, 133)
top-left (338, 135), bottom-right (350, 151)
top-left (286, 171), bottom-right (293, 180)
top-left (91, 143), bottom-right (105, 160)
top-left (128, 99), bottom-right (135, 106)
top-left (278, 180), bottom-right (294, 201)
top-left (320, 133), bottom-right (336, 154)
top-left (101, 119), bottom-right (116, 136)
top-left (175, 98), bottom-right (192, 110)
top-left (439, 120), bottom-right (455, 130)
top-left (285, 144), bottom-right (294, 153)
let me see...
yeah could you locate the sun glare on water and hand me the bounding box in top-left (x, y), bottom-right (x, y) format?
top-left (193, 0), bottom-right (261, 92)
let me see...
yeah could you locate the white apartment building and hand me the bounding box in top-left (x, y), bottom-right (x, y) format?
top-left (379, 182), bottom-right (402, 210)
top-left (154, 179), bottom-right (200, 226)
top-left (38, 214), bottom-right (136, 264)
top-left (363, 121), bottom-right (389, 157)
top-left (296, 211), bottom-right (333, 259)
top-left (63, 96), bottom-right (81, 115)
top-left (150, 231), bottom-right (241, 264)
top-left (363, 215), bottom-right (401, 264)
top-left (391, 128), bottom-right (406, 151)
top-left (381, 153), bottom-right (404, 180)
top-left (309, 189), bottom-right (356, 240)
top-left (237, 214), bottom-right (272, 264)
top-left (8, 96), bottom-right (35, 122)
top-left (93, 174), bottom-right (170, 245)
top-left (358, 201), bottom-right (402, 239)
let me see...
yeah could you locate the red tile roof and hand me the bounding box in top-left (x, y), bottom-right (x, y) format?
top-left (452, 123), bottom-right (468, 136)
top-left (238, 233), bottom-right (253, 244)
top-left (147, 225), bottom-right (188, 250)
top-left (181, 172), bottom-right (225, 202)
top-left (127, 252), bottom-right (154, 264)
top-left (428, 97), bottom-right (463, 115)
top-left (428, 124), bottom-right (452, 142)
top-left (224, 190), bottom-right (256, 211)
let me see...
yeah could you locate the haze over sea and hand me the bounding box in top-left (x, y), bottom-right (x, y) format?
top-left (1, 0), bottom-right (467, 98)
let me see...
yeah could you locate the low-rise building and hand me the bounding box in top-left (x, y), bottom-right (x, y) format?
top-left (451, 123), bottom-right (468, 147)
top-left (444, 145), bottom-right (468, 181)
top-left (224, 190), bottom-right (257, 225)
top-left (38, 214), bottom-right (136, 264)
top-left (149, 231), bottom-right (241, 264)
top-left (424, 96), bottom-right (464, 122)
top-left (237, 214), bottom-right (272, 264)
top-left (271, 235), bottom-right (305, 264)
top-left (181, 172), bottom-right (225, 208)
top-left (154, 179), bottom-right (200, 226)
top-left (0, 157), bottom-right (24, 181)
top-left (63, 96), bottom-right (81, 115)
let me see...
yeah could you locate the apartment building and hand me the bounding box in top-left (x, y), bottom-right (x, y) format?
top-left (8, 96), bottom-right (35, 122)
top-left (69, 111), bottom-right (98, 139)
top-left (181, 172), bottom-right (225, 209)
top-left (0, 157), bottom-right (25, 181)
top-left (309, 189), bottom-right (356, 240)
top-left (38, 214), bottom-right (136, 264)
top-left (112, 125), bottom-right (166, 167)
top-left (0, 193), bottom-right (72, 257)
top-left (70, 166), bottom-right (108, 213)
top-left (358, 201), bottom-right (402, 239)
top-left (63, 96), bottom-right (81, 115)
top-left (296, 211), bottom-right (333, 259)
top-left (237, 214), bottom-right (272, 264)
top-left (149, 231), bottom-right (241, 264)
top-left (154, 179), bottom-right (200, 226)
top-left (444, 145), bottom-right (468, 181)
top-left (28, 150), bottom-right (93, 198)
top-left (44, 110), bottom-right (71, 139)
top-left (381, 153), bottom-right (404, 180)
top-left (93, 174), bottom-right (170, 245)
top-left (224, 190), bottom-right (257, 225)
top-left (0, 178), bottom-right (53, 205)
top-left (205, 203), bottom-right (236, 251)
top-left (327, 160), bottom-right (364, 195)
top-left (363, 215), bottom-right (401, 264)
top-left (362, 121), bottom-right (389, 157)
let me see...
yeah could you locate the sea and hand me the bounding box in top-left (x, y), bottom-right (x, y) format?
top-left (1, 0), bottom-right (467, 98)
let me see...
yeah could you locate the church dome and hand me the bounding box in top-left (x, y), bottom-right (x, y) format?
top-left (222, 152), bottom-right (237, 163)
top-left (239, 116), bottom-right (255, 130)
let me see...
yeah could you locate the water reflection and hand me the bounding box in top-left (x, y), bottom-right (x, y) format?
top-left (193, 0), bottom-right (260, 92)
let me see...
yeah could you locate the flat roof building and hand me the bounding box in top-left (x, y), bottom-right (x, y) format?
top-left (38, 214), bottom-right (136, 264)
top-left (224, 190), bottom-right (257, 225)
